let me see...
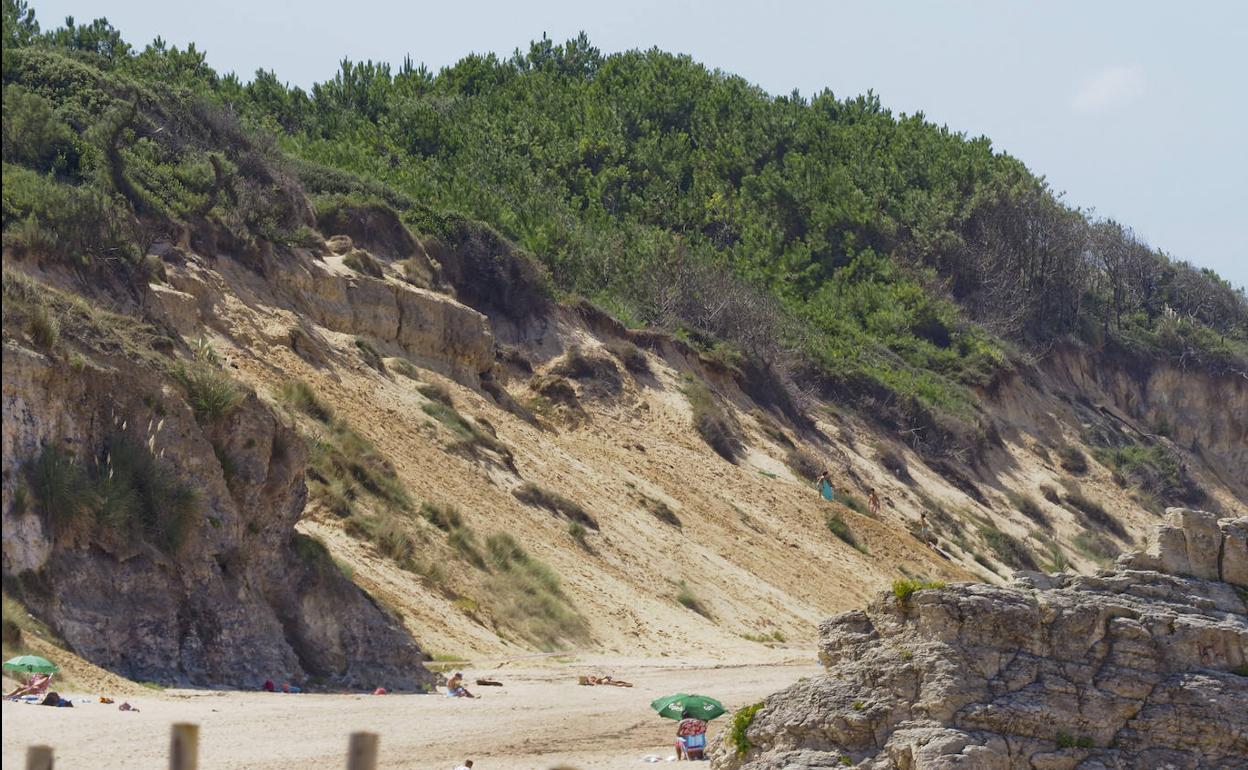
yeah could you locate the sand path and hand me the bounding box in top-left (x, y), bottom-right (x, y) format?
top-left (2, 658), bottom-right (820, 769)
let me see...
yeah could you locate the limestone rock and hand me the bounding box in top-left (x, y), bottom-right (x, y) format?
top-left (713, 511), bottom-right (1248, 770)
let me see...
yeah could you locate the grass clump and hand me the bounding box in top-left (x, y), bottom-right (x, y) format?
top-left (675, 580), bottom-right (711, 618)
top-left (729, 702), bottom-right (764, 757)
top-left (416, 381), bottom-right (454, 407)
top-left (605, 339), bottom-right (650, 374)
top-left (877, 446), bottom-right (911, 482)
top-left (1063, 485), bottom-right (1126, 537)
top-left (1094, 442), bottom-right (1202, 507)
top-left (1057, 444), bottom-right (1089, 474)
top-left (342, 249), bottom-right (384, 277)
top-left (1007, 492), bottom-right (1050, 528)
top-left (421, 399), bottom-right (511, 462)
top-left (27, 305), bottom-right (59, 349)
top-left (448, 525), bottom-right (486, 569)
top-left (280, 379), bottom-right (335, 423)
top-left (485, 533), bottom-right (589, 649)
top-left (684, 379), bottom-right (742, 462)
top-left (1039, 485), bottom-right (1061, 504)
top-left (419, 501), bottom-right (463, 531)
top-left (1074, 531), bottom-right (1118, 566)
top-left (567, 521), bottom-right (590, 550)
top-left (642, 495), bottom-right (682, 528)
top-left (1056, 733), bottom-right (1094, 749)
top-left (892, 578), bottom-right (946, 602)
top-left (827, 513), bottom-right (867, 553)
top-left (977, 522), bottom-right (1038, 571)
top-left (512, 482), bottom-right (598, 530)
top-left (354, 337), bottom-right (387, 373)
top-left (172, 363), bottom-right (246, 424)
top-left (785, 447), bottom-right (822, 481)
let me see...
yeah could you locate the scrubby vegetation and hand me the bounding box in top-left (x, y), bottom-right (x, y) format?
top-left (729, 702), bottom-right (765, 757)
top-left (512, 482), bottom-right (598, 530)
top-left (683, 379), bottom-right (743, 461)
top-left (1057, 445), bottom-right (1089, 475)
top-left (827, 513), bottom-right (867, 553)
top-left (2, 4), bottom-right (1244, 468)
top-left (1062, 484), bottom-right (1126, 537)
top-left (892, 578), bottom-right (946, 602)
top-left (26, 434), bottom-right (199, 552)
top-left (485, 533), bottom-right (588, 649)
top-left (675, 580), bottom-right (711, 618)
top-left (1092, 441), bottom-right (1202, 508)
top-left (1007, 492), bottom-right (1050, 529)
top-left (977, 521), bottom-right (1038, 571)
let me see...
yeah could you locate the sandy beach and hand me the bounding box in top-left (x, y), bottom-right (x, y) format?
top-left (2, 657), bottom-right (819, 769)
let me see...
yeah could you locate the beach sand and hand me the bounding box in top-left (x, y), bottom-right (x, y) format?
top-left (2, 656), bottom-right (819, 769)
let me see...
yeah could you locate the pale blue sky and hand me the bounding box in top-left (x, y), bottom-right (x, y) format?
top-left (29, 0), bottom-right (1248, 289)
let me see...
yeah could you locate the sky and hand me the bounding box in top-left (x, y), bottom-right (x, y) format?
top-left (28, 0), bottom-right (1248, 289)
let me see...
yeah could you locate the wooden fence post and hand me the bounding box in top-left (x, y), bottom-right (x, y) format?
top-left (346, 731), bottom-right (379, 770)
top-left (25, 745), bottom-right (53, 770)
top-left (169, 723), bottom-right (199, 770)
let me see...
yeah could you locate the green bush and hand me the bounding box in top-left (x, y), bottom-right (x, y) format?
top-left (675, 580), bottom-right (711, 618)
top-left (419, 501), bottom-right (463, 531)
top-left (729, 702), bottom-right (764, 757)
top-left (280, 379), bottom-right (335, 423)
top-left (892, 578), bottom-right (946, 602)
top-left (684, 379), bottom-right (742, 462)
top-left (485, 533), bottom-right (588, 649)
top-left (827, 513), bottom-right (866, 553)
top-left (173, 363), bottom-right (246, 424)
top-left (1057, 445), bottom-right (1089, 474)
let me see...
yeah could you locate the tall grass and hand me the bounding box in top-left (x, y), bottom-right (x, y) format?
top-left (484, 533), bottom-right (589, 650)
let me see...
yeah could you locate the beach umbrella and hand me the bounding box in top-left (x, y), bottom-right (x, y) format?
top-left (650, 693), bottom-right (726, 721)
top-left (3, 655), bottom-right (59, 674)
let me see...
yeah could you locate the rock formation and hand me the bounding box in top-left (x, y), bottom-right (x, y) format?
top-left (713, 509), bottom-right (1248, 769)
top-left (2, 339), bottom-right (436, 691)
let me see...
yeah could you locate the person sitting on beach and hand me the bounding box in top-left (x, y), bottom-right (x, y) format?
top-left (446, 672), bottom-right (475, 698)
top-left (5, 673), bottom-right (52, 699)
top-left (675, 709), bottom-right (708, 760)
top-left (453, 761), bottom-right (474, 770)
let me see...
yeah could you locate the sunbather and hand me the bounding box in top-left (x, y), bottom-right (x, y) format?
top-left (675, 709), bottom-right (708, 760)
top-left (446, 672), bottom-right (475, 698)
top-left (5, 673), bottom-right (52, 699)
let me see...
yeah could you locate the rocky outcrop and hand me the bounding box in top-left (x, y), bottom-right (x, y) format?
top-left (2, 342), bottom-right (435, 691)
top-left (714, 510), bottom-right (1248, 769)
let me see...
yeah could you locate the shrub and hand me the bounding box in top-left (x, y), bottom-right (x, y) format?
top-left (684, 379), bottom-right (742, 462)
top-left (173, 363), bottom-right (246, 424)
top-left (27, 305), bottom-right (59, 349)
top-left (729, 702), bottom-right (764, 757)
top-left (354, 337), bottom-right (386, 373)
top-left (448, 526), bottom-right (486, 569)
top-left (978, 522), bottom-right (1038, 571)
top-left (1039, 485), bottom-right (1061, 504)
top-left (892, 578), bottom-right (946, 602)
top-left (827, 513), bottom-right (866, 553)
top-left (484, 533), bottom-right (588, 649)
top-left (676, 580), bottom-right (711, 618)
top-left (390, 357), bottom-right (421, 380)
top-left (1057, 444), bottom-right (1089, 474)
top-left (1063, 485), bottom-right (1126, 537)
top-left (27, 444), bottom-right (94, 534)
top-left (416, 382), bottom-right (454, 407)
top-left (342, 249), bottom-right (384, 278)
top-left (280, 379), bottom-right (334, 423)
top-left (512, 482), bottom-right (598, 529)
top-left (419, 501), bottom-right (462, 531)
top-left (785, 447), bottom-right (822, 481)
top-left (877, 446), bottom-right (911, 482)
top-left (1095, 442), bottom-right (1202, 506)
top-left (605, 339), bottom-right (649, 374)
top-left (643, 496), bottom-right (682, 528)
top-left (1074, 531), bottom-right (1118, 566)
top-left (1007, 492), bottom-right (1049, 528)
top-left (567, 521), bottom-right (590, 550)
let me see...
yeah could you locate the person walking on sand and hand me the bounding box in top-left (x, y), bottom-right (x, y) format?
top-left (918, 511), bottom-right (933, 546)
top-left (868, 488), bottom-right (881, 516)
top-left (816, 470), bottom-right (835, 502)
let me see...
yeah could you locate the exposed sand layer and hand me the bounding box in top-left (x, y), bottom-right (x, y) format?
top-left (2, 657), bottom-right (818, 770)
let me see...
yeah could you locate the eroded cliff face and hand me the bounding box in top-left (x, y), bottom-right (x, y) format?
top-left (713, 510), bottom-right (1248, 770)
top-left (1, 335), bottom-right (433, 690)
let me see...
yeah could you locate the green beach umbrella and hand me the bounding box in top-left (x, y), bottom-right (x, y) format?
top-left (650, 692), bottom-right (726, 721)
top-left (3, 655), bottom-right (59, 674)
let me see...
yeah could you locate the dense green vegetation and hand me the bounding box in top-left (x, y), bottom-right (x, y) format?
top-left (4, 1), bottom-right (1246, 451)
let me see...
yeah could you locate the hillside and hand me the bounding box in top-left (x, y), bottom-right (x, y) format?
top-left (2, 3), bottom-right (1246, 688)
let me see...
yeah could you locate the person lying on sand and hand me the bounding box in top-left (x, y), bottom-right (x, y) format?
top-left (446, 672), bottom-right (476, 698)
top-left (578, 674), bottom-right (634, 687)
top-left (5, 673), bottom-right (52, 699)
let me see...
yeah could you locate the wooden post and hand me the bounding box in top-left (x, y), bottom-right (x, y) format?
top-left (346, 731), bottom-right (379, 770)
top-left (169, 723), bottom-right (199, 770)
top-left (25, 745), bottom-right (53, 770)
